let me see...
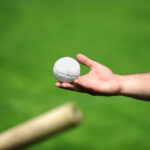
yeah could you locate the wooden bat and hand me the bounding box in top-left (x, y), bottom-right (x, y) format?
top-left (0, 102), bottom-right (82, 149)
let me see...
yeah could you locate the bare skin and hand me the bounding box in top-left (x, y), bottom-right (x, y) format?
top-left (55, 54), bottom-right (150, 101)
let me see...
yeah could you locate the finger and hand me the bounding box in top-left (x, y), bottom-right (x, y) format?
top-left (74, 77), bottom-right (94, 91)
top-left (55, 81), bottom-right (62, 87)
top-left (61, 82), bottom-right (75, 89)
top-left (56, 81), bottom-right (96, 95)
top-left (76, 54), bottom-right (96, 68)
top-left (60, 82), bottom-right (84, 93)
top-left (74, 80), bottom-right (100, 96)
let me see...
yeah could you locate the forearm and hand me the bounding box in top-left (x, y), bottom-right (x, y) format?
top-left (118, 73), bottom-right (150, 100)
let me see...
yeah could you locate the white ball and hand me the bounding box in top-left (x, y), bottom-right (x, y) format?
top-left (53, 57), bottom-right (80, 83)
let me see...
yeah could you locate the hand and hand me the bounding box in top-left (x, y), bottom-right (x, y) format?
top-left (55, 54), bottom-right (121, 96)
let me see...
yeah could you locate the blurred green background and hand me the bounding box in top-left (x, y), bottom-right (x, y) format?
top-left (0, 0), bottom-right (150, 149)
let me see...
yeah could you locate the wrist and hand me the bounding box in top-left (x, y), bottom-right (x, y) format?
top-left (116, 74), bottom-right (137, 97)
top-left (115, 75), bottom-right (127, 96)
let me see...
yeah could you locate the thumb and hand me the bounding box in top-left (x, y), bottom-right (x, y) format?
top-left (76, 54), bottom-right (96, 68)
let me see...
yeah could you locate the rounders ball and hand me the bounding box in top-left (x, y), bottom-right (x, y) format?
top-left (53, 57), bottom-right (80, 83)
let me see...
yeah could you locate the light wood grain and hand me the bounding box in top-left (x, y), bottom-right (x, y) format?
top-left (0, 103), bottom-right (82, 149)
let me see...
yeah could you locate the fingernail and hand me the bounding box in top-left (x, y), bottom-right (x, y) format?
top-left (74, 80), bottom-right (78, 83)
top-left (55, 83), bottom-right (60, 87)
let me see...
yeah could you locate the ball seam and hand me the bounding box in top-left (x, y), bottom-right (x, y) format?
top-left (54, 67), bottom-right (79, 78)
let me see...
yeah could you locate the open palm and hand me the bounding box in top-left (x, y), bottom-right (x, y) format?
top-left (55, 54), bottom-right (121, 96)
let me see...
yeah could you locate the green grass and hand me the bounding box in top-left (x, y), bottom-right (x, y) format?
top-left (0, 0), bottom-right (150, 149)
